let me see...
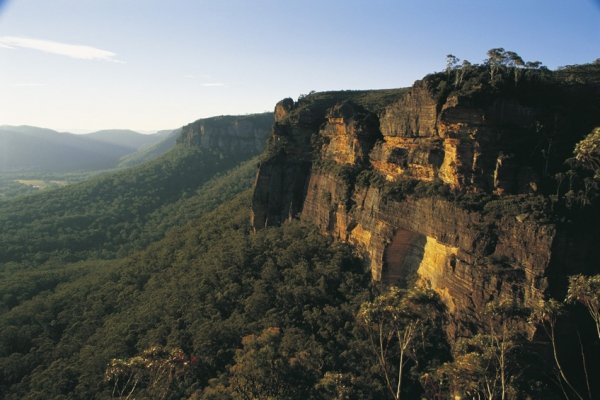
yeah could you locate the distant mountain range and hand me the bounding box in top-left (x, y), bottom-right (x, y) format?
top-left (0, 125), bottom-right (176, 172)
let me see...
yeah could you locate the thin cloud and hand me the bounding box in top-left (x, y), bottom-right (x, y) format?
top-left (11, 82), bottom-right (47, 87)
top-left (0, 36), bottom-right (124, 62)
top-left (201, 82), bottom-right (225, 87)
top-left (185, 74), bottom-right (217, 81)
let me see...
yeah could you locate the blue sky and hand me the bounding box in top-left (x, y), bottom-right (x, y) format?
top-left (1, 0), bottom-right (599, 132)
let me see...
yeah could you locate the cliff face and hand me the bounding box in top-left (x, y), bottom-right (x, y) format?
top-left (251, 66), bottom-right (600, 336)
top-left (178, 112), bottom-right (273, 156)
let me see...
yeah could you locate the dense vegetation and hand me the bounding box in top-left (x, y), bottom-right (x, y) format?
top-left (0, 145), bottom-right (256, 264)
top-left (0, 170), bottom-right (108, 201)
top-left (0, 191), bottom-right (370, 399)
top-left (2, 186), bottom-right (597, 399)
top-left (295, 88), bottom-right (409, 116)
top-left (117, 129), bottom-right (179, 169)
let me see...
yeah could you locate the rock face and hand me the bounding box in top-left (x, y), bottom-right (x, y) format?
top-left (178, 112), bottom-right (273, 156)
top-left (251, 66), bottom-right (600, 336)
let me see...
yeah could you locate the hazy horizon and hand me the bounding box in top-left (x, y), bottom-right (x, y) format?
top-left (1, 0), bottom-right (600, 132)
top-left (0, 124), bottom-right (161, 135)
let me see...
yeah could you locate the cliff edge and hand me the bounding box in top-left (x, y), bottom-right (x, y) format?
top-left (177, 112), bottom-right (273, 157)
top-left (251, 63), bottom-right (600, 336)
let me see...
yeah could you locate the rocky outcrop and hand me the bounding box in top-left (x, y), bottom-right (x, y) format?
top-left (178, 112), bottom-right (273, 156)
top-left (251, 66), bottom-right (600, 335)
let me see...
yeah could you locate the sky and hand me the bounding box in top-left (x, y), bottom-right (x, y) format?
top-left (0, 0), bottom-right (599, 133)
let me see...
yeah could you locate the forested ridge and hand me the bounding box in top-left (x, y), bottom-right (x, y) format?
top-left (0, 192), bottom-right (382, 399)
top-left (0, 145), bottom-right (256, 264)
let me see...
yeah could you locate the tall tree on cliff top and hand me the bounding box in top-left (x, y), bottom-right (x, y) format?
top-left (446, 54), bottom-right (460, 75)
top-left (487, 47), bottom-right (507, 82)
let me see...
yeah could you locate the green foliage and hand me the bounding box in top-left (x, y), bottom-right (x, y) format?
top-left (566, 274), bottom-right (600, 339)
top-left (104, 345), bottom-right (197, 399)
top-left (428, 300), bottom-right (538, 400)
top-left (260, 135), bottom-right (290, 161)
top-left (219, 327), bottom-right (321, 399)
top-left (294, 88), bottom-right (409, 118)
top-left (355, 169), bottom-right (385, 189)
top-left (357, 287), bottom-right (450, 399)
top-left (0, 146), bottom-right (258, 264)
top-left (556, 62), bottom-right (600, 85)
top-left (117, 130), bottom-right (179, 169)
top-left (449, 191), bottom-right (555, 223)
top-left (0, 188), bottom-right (377, 399)
top-left (428, 49), bottom-right (558, 106)
top-left (383, 178), bottom-right (451, 202)
top-left (0, 170), bottom-right (100, 201)
top-left (0, 262), bottom-right (88, 313)
top-left (315, 160), bottom-right (360, 186)
top-left (574, 127), bottom-right (600, 179)
top-left (481, 194), bottom-right (553, 221)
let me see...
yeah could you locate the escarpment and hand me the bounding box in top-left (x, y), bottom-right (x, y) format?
top-left (251, 64), bottom-right (600, 336)
top-left (178, 112), bottom-right (273, 156)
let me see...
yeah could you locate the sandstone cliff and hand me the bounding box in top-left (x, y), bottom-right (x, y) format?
top-left (177, 112), bottom-right (273, 157)
top-left (251, 64), bottom-right (600, 336)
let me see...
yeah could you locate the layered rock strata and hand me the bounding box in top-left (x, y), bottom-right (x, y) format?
top-left (251, 69), bottom-right (600, 335)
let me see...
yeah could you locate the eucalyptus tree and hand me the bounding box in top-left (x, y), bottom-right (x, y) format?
top-left (566, 274), bottom-right (600, 339)
top-left (357, 287), bottom-right (446, 400)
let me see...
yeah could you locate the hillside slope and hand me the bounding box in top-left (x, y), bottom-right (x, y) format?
top-left (0, 190), bottom-right (378, 400)
top-left (117, 129), bottom-right (180, 168)
top-left (83, 129), bottom-right (164, 151)
top-left (0, 126), bottom-right (134, 172)
top-left (0, 113), bottom-right (273, 264)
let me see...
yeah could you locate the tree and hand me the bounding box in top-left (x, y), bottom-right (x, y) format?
top-left (357, 287), bottom-right (446, 400)
top-left (505, 51), bottom-right (525, 84)
top-left (505, 51), bottom-right (524, 67)
top-left (486, 48), bottom-right (507, 82)
top-left (486, 48), bottom-right (529, 85)
top-left (104, 346), bottom-right (195, 399)
top-left (530, 299), bottom-right (586, 400)
top-left (431, 300), bottom-right (529, 400)
top-left (316, 371), bottom-right (358, 400)
top-left (574, 128), bottom-right (600, 179)
top-left (484, 300), bottom-right (529, 400)
top-left (566, 274), bottom-right (600, 340)
top-left (226, 327), bottom-right (321, 400)
top-left (456, 59), bottom-right (472, 86)
top-left (446, 54), bottom-right (460, 76)
top-left (526, 61), bottom-right (542, 69)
